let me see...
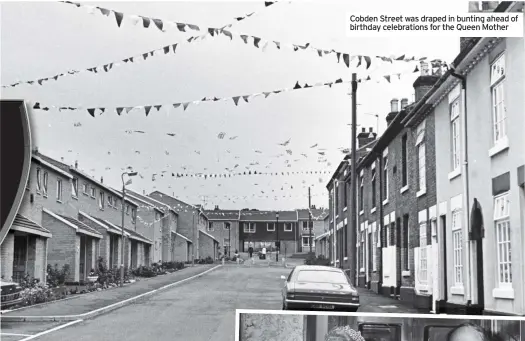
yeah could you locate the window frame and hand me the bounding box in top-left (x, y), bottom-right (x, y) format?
top-left (401, 134), bottom-right (408, 187)
top-left (284, 223), bottom-right (293, 232)
top-left (208, 221), bottom-right (214, 232)
top-left (452, 210), bottom-right (463, 286)
top-left (72, 178), bottom-right (78, 198)
top-left (36, 168), bottom-right (42, 193)
top-left (419, 221), bottom-right (428, 283)
top-left (450, 99), bottom-right (461, 172)
top-left (383, 156), bottom-right (389, 202)
top-left (302, 236), bottom-right (311, 247)
top-left (42, 171), bottom-right (48, 196)
top-left (359, 175), bottom-right (364, 212)
top-left (490, 53), bottom-right (507, 146)
top-left (131, 208), bottom-right (136, 223)
top-left (494, 192), bottom-right (512, 287)
top-left (418, 143), bottom-right (426, 191)
top-left (267, 222), bottom-right (275, 232)
top-left (243, 223), bottom-right (256, 233)
top-left (90, 186), bottom-right (96, 198)
top-left (99, 191), bottom-right (105, 210)
top-left (56, 178), bottom-right (63, 202)
top-left (224, 222), bottom-right (231, 230)
top-left (371, 168), bottom-right (376, 208)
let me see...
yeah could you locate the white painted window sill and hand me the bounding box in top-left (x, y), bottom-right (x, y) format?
top-left (336, 259), bottom-right (340, 263)
top-left (370, 207), bottom-right (376, 214)
top-left (359, 210), bottom-right (364, 216)
top-left (400, 185), bottom-right (409, 194)
top-left (330, 220), bottom-right (333, 223)
top-left (344, 257), bottom-right (348, 261)
top-left (56, 200), bottom-right (63, 204)
top-left (336, 215), bottom-right (339, 219)
top-left (416, 188), bottom-right (427, 198)
top-left (383, 199), bottom-right (389, 206)
top-left (360, 268), bottom-right (365, 273)
top-left (402, 270), bottom-right (411, 277)
top-left (417, 285), bottom-right (431, 294)
top-left (448, 168), bottom-right (461, 180)
top-left (343, 207), bottom-right (347, 212)
top-left (489, 137), bottom-right (509, 157)
top-left (493, 287), bottom-right (515, 300)
top-left (450, 286), bottom-right (465, 296)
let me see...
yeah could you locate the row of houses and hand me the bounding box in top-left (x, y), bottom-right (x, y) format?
top-left (0, 151), bottom-right (223, 284)
top-left (315, 1), bottom-right (525, 316)
top-left (0, 147), bottom-right (330, 284)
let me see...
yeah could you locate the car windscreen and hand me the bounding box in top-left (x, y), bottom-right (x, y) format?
top-left (296, 270), bottom-right (348, 284)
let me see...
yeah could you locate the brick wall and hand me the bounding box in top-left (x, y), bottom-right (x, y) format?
top-left (78, 214), bottom-right (110, 268)
top-left (43, 212), bottom-right (78, 282)
top-left (1, 233), bottom-right (14, 280)
top-left (172, 235), bottom-right (187, 262)
top-left (206, 220), bottom-right (240, 254)
top-left (199, 232), bottom-right (216, 259)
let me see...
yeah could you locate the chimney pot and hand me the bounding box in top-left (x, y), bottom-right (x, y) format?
top-left (100, 177), bottom-right (103, 183)
top-left (369, 127), bottom-right (373, 132)
top-left (361, 127), bottom-right (366, 132)
top-left (74, 160), bottom-right (78, 169)
top-left (401, 98), bottom-right (409, 109)
top-left (421, 61), bottom-right (430, 76)
top-left (390, 99), bottom-right (399, 112)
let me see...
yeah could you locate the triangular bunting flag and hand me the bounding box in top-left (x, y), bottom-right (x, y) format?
top-left (125, 107), bottom-right (133, 113)
top-left (293, 82), bottom-right (301, 89)
top-left (265, 1), bottom-right (274, 6)
top-left (163, 46), bottom-right (170, 54)
top-left (143, 53), bottom-right (148, 60)
top-left (274, 41), bottom-right (280, 49)
top-left (172, 44), bottom-right (178, 53)
top-left (317, 49), bottom-right (322, 57)
top-left (154, 105), bottom-right (162, 111)
top-left (335, 78), bottom-right (342, 83)
top-left (87, 109), bottom-right (95, 117)
top-left (293, 45), bottom-right (299, 51)
top-left (153, 19), bottom-right (163, 31)
top-left (183, 102), bottom-right (190, 110)
top-left (253, 37), bottom-right (261, 48)
top-left (116, 107), bottom-right (124, 115)
top-left (242, 96), bottom-right (249, 103)
top-left (413, 65), bottom-right (419, 72)
top-left (188, 24), bottom-right (199, 31)
top-left (145, 106), bottom-right (152, 116)
top-left (357, 55), bottom-right (362, 67)
top-left (336, 52), bottom-right (341, 63)
top-left (384, 75), bottom-right (391, 83)
top-left (364, 56), bottom-right (372, 69)
top-left (240, 35), bottom-right (248, 43)
top-left (99, 108), bottom-right (105, 114)
top-left (114, 11), bottom-right (124, 27)
top-left (33, 102), bottom-right (40, 109)
top-left (263, 92), bottom-right (271, 98)
top-left (366, 75), bottom-right (371, 80)
top-left (232, 97), bottom-right (240, 106)
top-left (343, 53), bottom-right (350, 68)
top-left (142, 16), bottom-right (151, 28)
top-left (208, 28), bottom-right (215, 36)
top-left (177, 23), bottom-right (186, 32)
top-left (222, 30), bottom-right (233, 40)
top-left (99, 8), bottom-right (111, 16)
top-left (396, 54), bottom-right (405, 61)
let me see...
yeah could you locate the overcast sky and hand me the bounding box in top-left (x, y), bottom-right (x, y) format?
top-left (1, 1), bottom-right (461, 210)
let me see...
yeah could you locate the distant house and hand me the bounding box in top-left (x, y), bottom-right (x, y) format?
top-left (296, 208), bottom-right (329, 253)
top-left (203, 207), bottom-right (241, 257)
top-left (239, 210), bottom-right (299, 256)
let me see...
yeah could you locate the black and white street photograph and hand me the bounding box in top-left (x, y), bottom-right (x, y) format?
top-left (237, 311), bottom-right (525, 341)
top-left (0, 0), bottom-right (524, 340)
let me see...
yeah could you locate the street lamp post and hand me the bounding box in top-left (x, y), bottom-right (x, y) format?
top-left (275, 212), bottom-right (279, 262)
top-left (120, 171), bottom-right (137, 287)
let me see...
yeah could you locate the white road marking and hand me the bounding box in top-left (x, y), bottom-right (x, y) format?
top-left (18, 320), bottom-right (83, 341)
top-left (1, 333), bottom-right (33, 337)
top-left (377, 305), bottom-right (398, 309)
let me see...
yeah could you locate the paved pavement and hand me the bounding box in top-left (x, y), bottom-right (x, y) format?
top-left (1, 264), bottom-right (422, 341)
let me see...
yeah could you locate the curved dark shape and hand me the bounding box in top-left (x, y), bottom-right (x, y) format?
top-left (0, 100), bottom-right (32, 244)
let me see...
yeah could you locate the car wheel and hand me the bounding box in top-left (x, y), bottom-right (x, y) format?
top-left (282, 300), bottom-right (286, 310)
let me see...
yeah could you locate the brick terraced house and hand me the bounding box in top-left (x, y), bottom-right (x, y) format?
top-left (203, 206), bottom-right (241, 257)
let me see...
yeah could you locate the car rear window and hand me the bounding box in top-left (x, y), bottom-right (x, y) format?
top-left (296, 270), bottom-right (348, 284)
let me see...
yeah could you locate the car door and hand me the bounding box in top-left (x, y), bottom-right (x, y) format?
top-left (282, 268), bottom-right (295, 298)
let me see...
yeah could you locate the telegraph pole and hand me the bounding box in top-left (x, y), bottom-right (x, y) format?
top-left (308, 187), bottom-right (313, 254)
top-left (348, 73), bottom-right (358, 284)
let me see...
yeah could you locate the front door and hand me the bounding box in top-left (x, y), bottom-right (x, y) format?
top-left (13, 235), bottom-right (28, 282)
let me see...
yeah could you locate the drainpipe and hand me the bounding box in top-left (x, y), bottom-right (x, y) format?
top-left (332, 181), bottom-right (337, 267)
top-left (450, 69), bottom-right (473, 308)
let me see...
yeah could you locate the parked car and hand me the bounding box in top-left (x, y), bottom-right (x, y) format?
top-left (280, 265), bottom-right (360, 312)
top-left (1, 280), bottom-right (23, 309)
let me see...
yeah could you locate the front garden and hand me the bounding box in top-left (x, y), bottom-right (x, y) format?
top-left (4, 257), bottom-right (189, 310)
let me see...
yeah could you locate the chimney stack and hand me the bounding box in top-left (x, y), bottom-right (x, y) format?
top-left (357, 126), bottom-right (377, 148)
top-left (74, 160), bottom-right (78, 169)
top-left (413, 62), bottom-right (440, 103)
top-left (100, 177), bottom-right (103, 184)
top-left (390, 98), bottom-right (399, 113)
top-left (401, 98), bottom-right (409, 110)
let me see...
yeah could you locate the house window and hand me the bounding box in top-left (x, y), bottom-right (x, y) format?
top-left (451, 99), bottom-right (461, 171)
top-left (43, 172), bottom-right (48, 196)
top-left (383, 156), bottom-right (389, 201)
top-left (224, 238), bottom-right (230, 246)
top-left (224, 222), bottom-right (231, 230)
top-left (243, 223), bottom-right (255, 233)
top-left (416, 120), bottom-right (426, 191)
top-left (36, 168), bottom-right (42, 192)
top-left (72, 178), bottom-right (78, 198)
top-left (452, 210), bottom-right (463, 285)
top-left (491, 54), bottom-right (506, 145)
top-left (131, 208), bottom-right (136, 223)
top-left (402, 134), bottom-right (408, 187)
top-left (403, 215), bottom-right (409, 270)
top-left (390, 222), bottom-right (395, 246)
top-left (371, 168), bottom-right (376, 208)
top-left (419, 221), bottom-right (428, 283)
top-left (494, 193), bottom-right (512, 286)
top-left (344, 225), bottom-right (348, 257)
top-left (359, 175), bottom-right (364, 212)
top-left (99, 191), bottom-right (105, 210)
top-left (360, 232), bottom-right (365, 270)
top-left (208, 222), bottom-right (214, 232)
top-left (302, 221), bottom-right (313, 231)
top-left (115, 199), bottom-right (120, 210)
top-left (155, 212), bottom-right (161, 222)
top-left (90, 186), bottom-right (95, 198)
top-left (284, 223), bottom-right (293, 232)
top-left (56, 179), bottom-right (63, 202)
top-left (302, 236), bottom-right (311, 247)
top-left (267, 223), bottom-right (275, 232)
top-left (108, 195), bottom-right (113, 208)
top-left (385, 224), bottom-right (390, 247)
top-left (82, 182), bottom-right (88, 195)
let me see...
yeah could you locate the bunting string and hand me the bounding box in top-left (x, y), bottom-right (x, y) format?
top-left (1, 0), bottom-right (278, 89)
top-left (30, 67), bottom-right (429, 116)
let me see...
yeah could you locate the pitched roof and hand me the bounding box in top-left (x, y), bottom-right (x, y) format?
top-left (58, 214), bottom-right (103, 239)
top-left (240, 210), bottom-right (297, 222)
top-left (102, 219), bottom-right (153, 244)
top-left (199, 229), bottom-right (218, 242)
top-left (203, 210), bottom-right (240, 220)
top-left (149, 191), bottom-right (206, 217)
top-left (11, 214), bottom-right (52, 238)
top-left (126, 191), bottom-right (165, 214)
top-left (87, 215), bottom-right (128, 236)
